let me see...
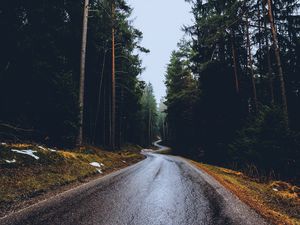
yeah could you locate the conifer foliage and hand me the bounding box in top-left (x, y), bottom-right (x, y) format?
top-left (0, 0), bottom-right (153, 148)
top-left (164, 0), bottom-right (300, 180)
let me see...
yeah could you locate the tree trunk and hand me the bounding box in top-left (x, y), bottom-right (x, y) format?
top-left (246, 17), bottom-right (258, 113)
top-left (257, 0), bottom-right (264, 90)
top-left (119, 87), bottom-right (124, 148)
top-left (93, 49), bottom-right (107, 143)
top-left (103, 84), bottom-right (106, 145)
top-left (109, 82), bottom-right (112, 147)
top-left (231, 31), bottom-right (239, 94)
top-left (267, 0), bottom-right (288, 121)
top-left (262, 1), bottom-right (275, 105)
top-left (148, 108), bottom-right (151, 146)
top-left (78, 0), bottom-right (89, 146)
top-left (111, 1), bottom-right (116, 150)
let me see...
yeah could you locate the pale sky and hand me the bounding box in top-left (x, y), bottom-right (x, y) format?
top-left (127, 0), bottom-right (193, 101)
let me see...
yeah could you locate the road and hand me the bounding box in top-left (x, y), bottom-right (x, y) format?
top-left (153, 140), bottom-right (170, 152)
top-left (0, 146), bottom-right (268, 225)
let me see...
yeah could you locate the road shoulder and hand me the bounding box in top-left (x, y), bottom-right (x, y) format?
top-left (186, 159), bottom-right (299, 225)
top-left (0, 143), bottom-right (145, 218)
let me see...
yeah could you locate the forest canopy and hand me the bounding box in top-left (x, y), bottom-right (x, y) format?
top-left (0, 0), bottom-right (156, 148)
top-left (163, 0), bottom-right (300, 181)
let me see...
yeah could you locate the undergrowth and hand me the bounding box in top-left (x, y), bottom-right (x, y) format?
top-left (0, 143), bottom-right (143, 215)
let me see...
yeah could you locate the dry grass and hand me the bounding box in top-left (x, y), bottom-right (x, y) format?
top-left (0, 143), bottom-right (144, 215)
top-left (190, 161), bottom-right (300, 225)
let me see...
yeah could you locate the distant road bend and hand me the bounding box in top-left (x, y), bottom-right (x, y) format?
top-left (0, 141), bottom-right (268, 225)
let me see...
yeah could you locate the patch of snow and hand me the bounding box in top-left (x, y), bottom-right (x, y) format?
top-left (122, 160), bottom-right (126, 163)
top-left (273, 188), bottom-right (279, 192)
top-left (38, 146), bottom-right (57, 152)
top-left (90, 162), bottom-right (105, 174)
top-left (96, 169), bottom-right (103, 174)
top-left (5, 159), bottom-right (16, 163)
top-left (1, 142), bottom-right (7, 146)
top-left (90, 162), bottom-right (102, 168)
top-left (11, 149), bottom-right (39, 160)
top-left (38, 146), bottom-right (47, 151)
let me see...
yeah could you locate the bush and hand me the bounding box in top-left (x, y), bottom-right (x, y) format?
top-left (229, 106), bottom-right (300, 181)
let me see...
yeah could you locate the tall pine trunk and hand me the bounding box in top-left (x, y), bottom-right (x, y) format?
top-left (78, 0), bottom-right (89, 146)
top-left (246, 17), bottom-right (258, 113)
top-left (262, 1), bottom-right (275, 105)
top-left (257, 0), bottom-right (264, 90)
top-left (111, 1), bottom-right (116, 149)
top-left (231, 31), bottom-right (239, 94)
top-left (103, 83), bottom-right (106, 145)
top-left (267, 0), bottom-right (288, 121)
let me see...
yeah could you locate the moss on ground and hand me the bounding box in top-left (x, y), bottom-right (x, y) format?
top-left (190, 161), bottom-right (300, 225)
top-left (0, 143), bottom-right (144, 214)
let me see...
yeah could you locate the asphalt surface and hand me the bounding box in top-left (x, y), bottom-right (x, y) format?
top-left (153, 140), bottom-right (170, 152)
top-left (0, 146), bottom-right (268, 225)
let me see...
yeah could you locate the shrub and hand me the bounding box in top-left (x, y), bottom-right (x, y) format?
top-left (229, 106), bottom-right (300, 181)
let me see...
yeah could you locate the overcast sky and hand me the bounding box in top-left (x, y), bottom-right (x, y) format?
top-left (127, 0), bottom-right (193, 102)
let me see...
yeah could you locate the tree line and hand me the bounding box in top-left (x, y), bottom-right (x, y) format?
top-left (164, 0), bottom-right (300, 181)
top-left (0, 0), bottom-right (158, 148)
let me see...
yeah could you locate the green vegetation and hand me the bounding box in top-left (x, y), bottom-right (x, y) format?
top-left (0, 143), bottom-right (144, 215)
top-left (137, 83), bottom-right (159, 146)
top-left (163, 0), bottom-right (300, 182)
top-left (0, 0), bottom-right (158, 148)
top-left (0, 1), bottom-right (161, 215)
top-left (0, 0), bottom-right (299, 220)
top-left (229, 106), bottom-right (300, 181)
top-left (164, 49), bottom-right (199, 154)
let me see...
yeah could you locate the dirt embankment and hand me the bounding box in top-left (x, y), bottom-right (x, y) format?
top-left (0, 143), bottom-right (144, 217)
top-left (190, 161), bottom-right (300, 225)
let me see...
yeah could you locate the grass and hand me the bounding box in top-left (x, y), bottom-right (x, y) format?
top-left (0, 143), bottom-right (144, 215)
top-left (190, 161), bottom-right (300, 225)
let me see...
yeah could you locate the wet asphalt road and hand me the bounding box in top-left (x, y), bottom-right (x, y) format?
top-left (0, 152), bottom-right (268, 225)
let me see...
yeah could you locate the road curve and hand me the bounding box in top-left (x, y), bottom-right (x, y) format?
top-left (153, 140), bottom-right (170, 151)
top-left (0, 152), bottom-right (268, 225)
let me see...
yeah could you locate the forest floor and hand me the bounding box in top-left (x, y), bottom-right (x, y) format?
top-left (0, 142), bottom-right (144, 217)
top-left (190, 160), bottom-right (300, 225)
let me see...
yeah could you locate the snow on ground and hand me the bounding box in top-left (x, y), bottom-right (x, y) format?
top-left (38, 146), bottom-right (57, 152)
top-left (96, 169), bottom-right (103, 174)
top-left (1, 143), bottom-right (7, 146)
top-left (11, 149), bottom-right (40, 160)
top-left (5, 159), bottom-right (16, 163)
top-left (89, 162), bottom-right (105, 174)
top-left (38, 146), bottom-right (47, 151)
top-left (89, 162), bottom-right (104, 168)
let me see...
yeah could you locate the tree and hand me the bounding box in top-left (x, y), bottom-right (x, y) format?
top-left (139, 83), bottom-right (158, 146)
top-left (267, 0), bottom-right (288, 122)
top-left (0, 0), bottom-right (148, 149)
top-left (165, 50), bottom-right (199, 154)
top-left (163, 0), bottom-right (300, 179)
top-left (158, 98), bottom-right (167, 141)
top-left (78, 0), bottom-right (90, 146)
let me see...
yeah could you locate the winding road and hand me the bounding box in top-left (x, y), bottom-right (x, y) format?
top-left (0, 143), bottom-right (268, 225)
